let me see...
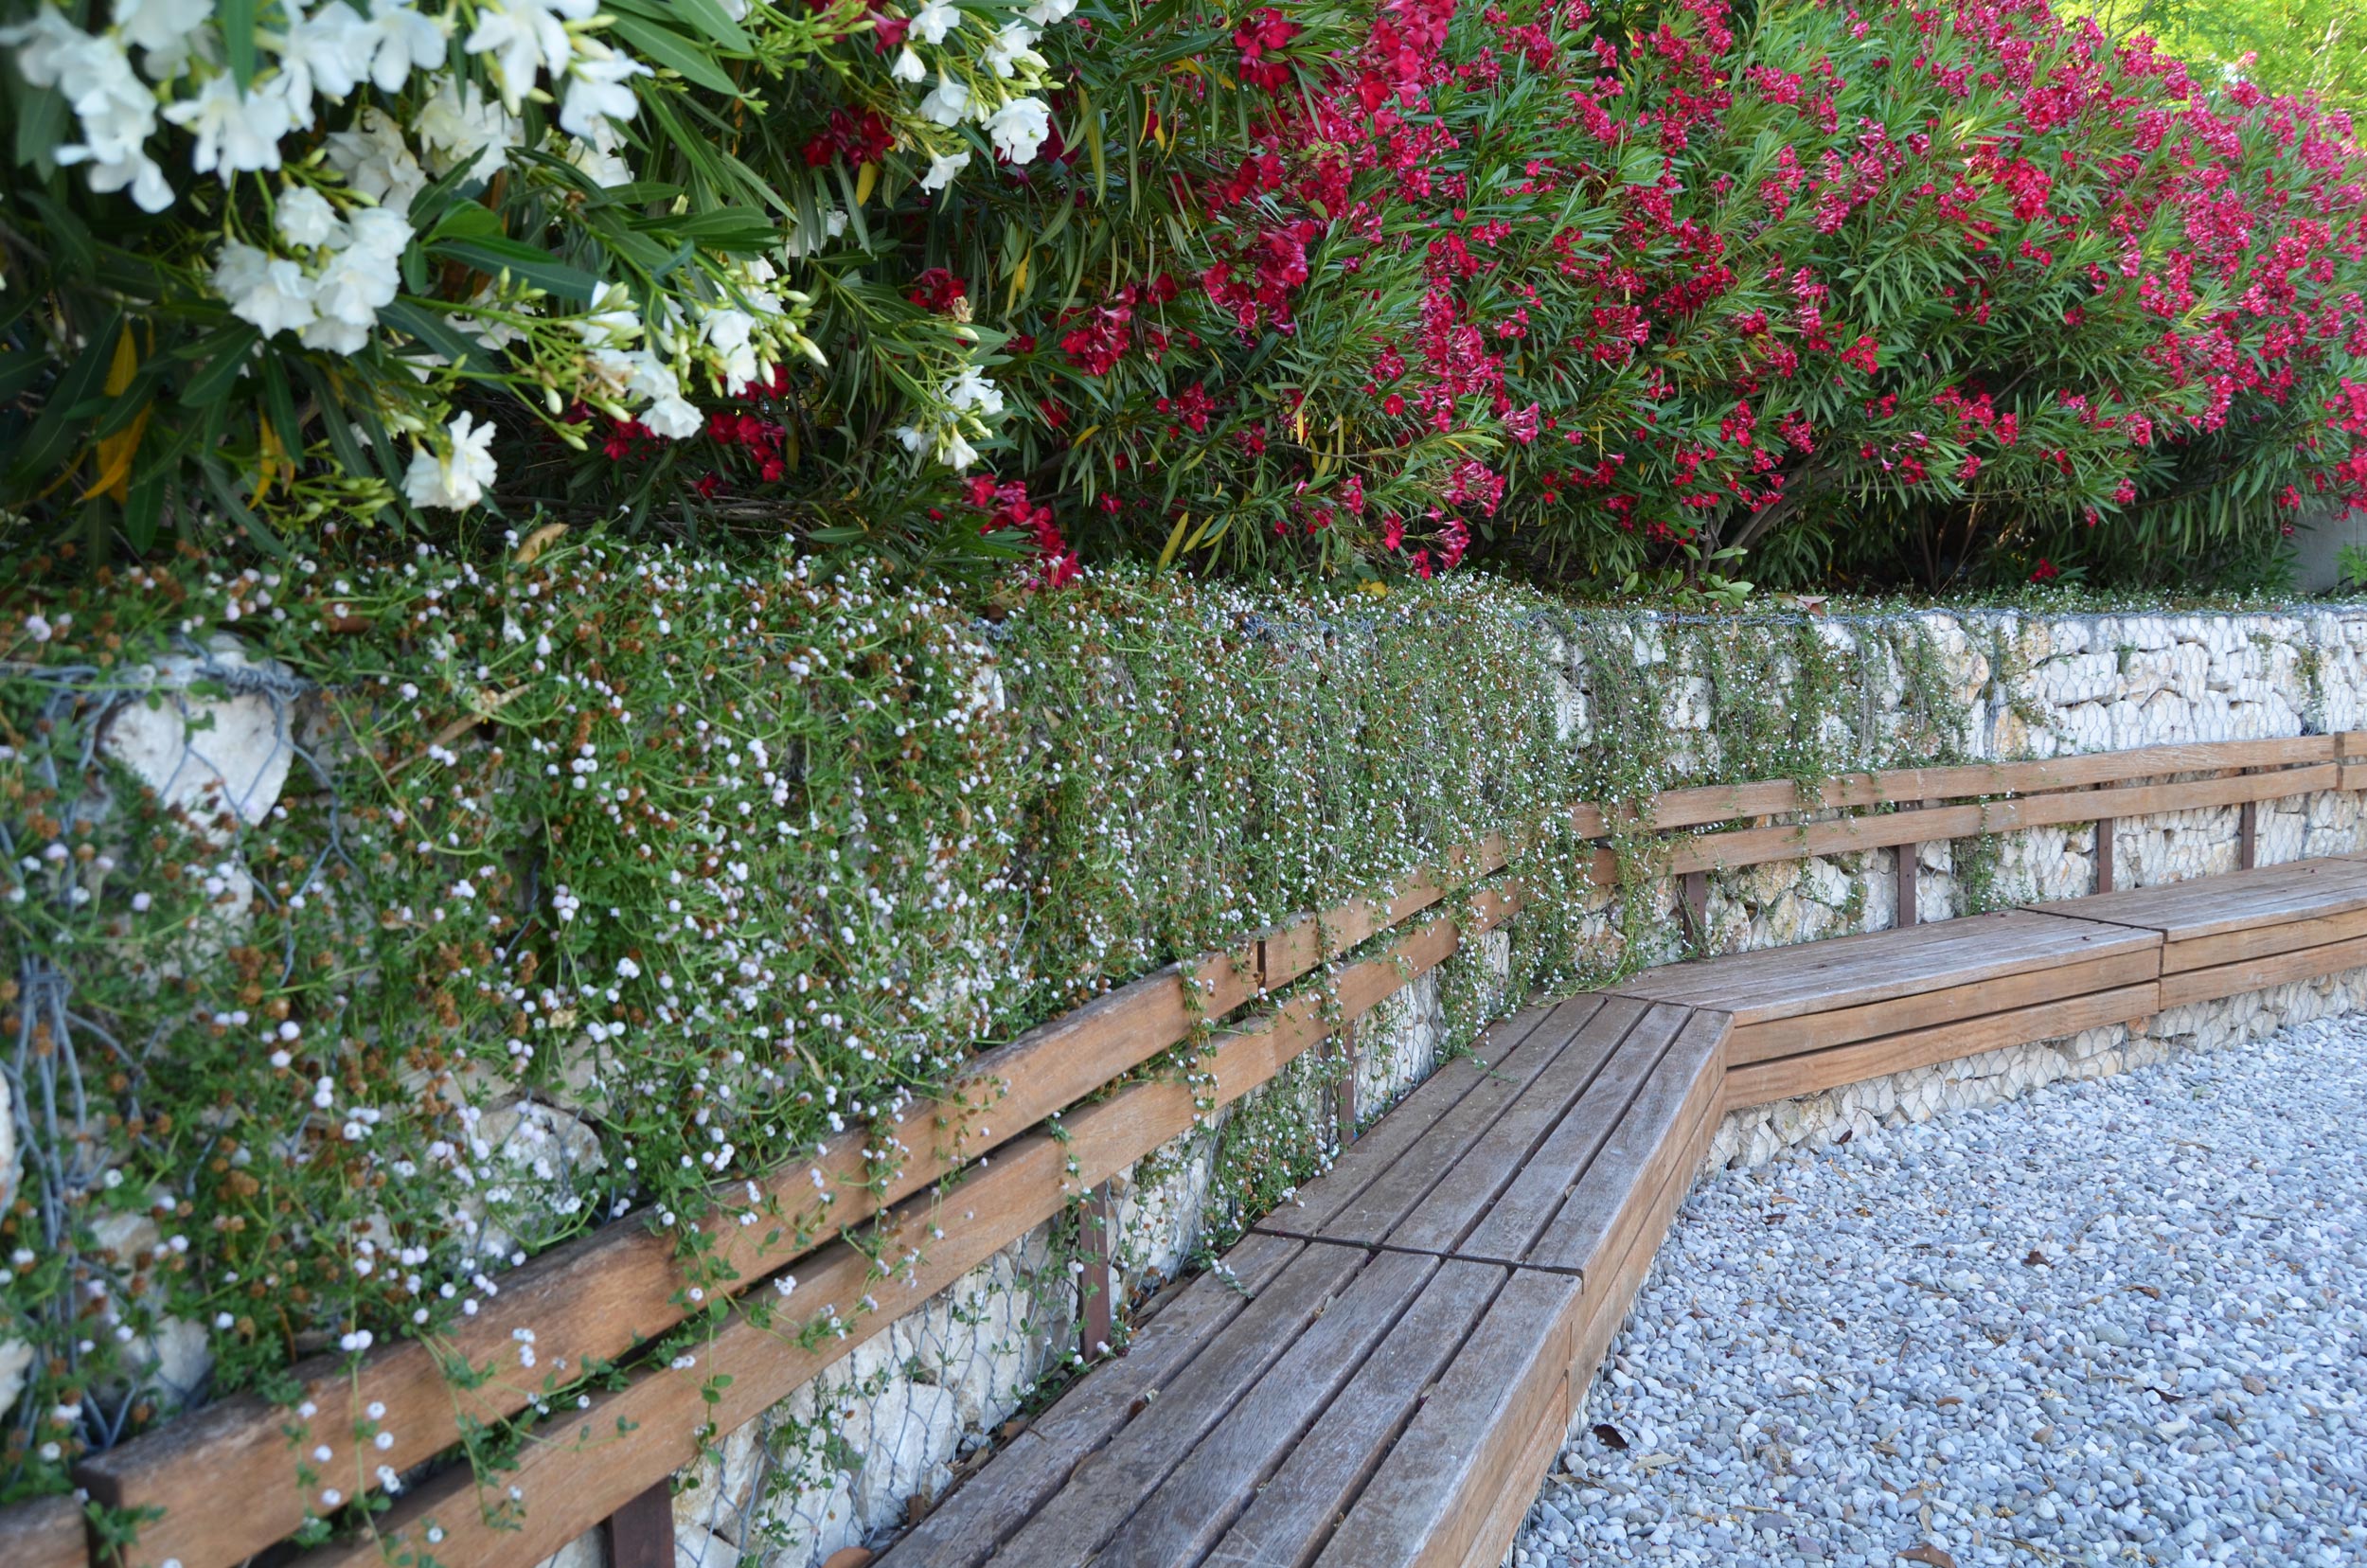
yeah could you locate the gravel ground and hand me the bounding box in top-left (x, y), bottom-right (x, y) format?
top-left (1515, 1015), bottom-right (2367, 1568)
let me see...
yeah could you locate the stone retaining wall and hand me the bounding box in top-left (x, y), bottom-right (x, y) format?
top-left (75, 606), bottom-right (2367, 1568)
top-left (602, 606), bottom-right (2367, 1568)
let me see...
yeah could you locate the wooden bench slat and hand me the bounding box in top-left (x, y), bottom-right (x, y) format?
top-left (0, 1492), bottom-right (86, 1568)
top-left (1255, 1001), bottom-right (1571, 1238)
top-left (2032, 856), bottom-right (2367, 948)
top-left (1089, 1248), bottom-right (1439, 1568)
top-left (1722, 980), bottom-right (2161, 1110)
top-left (1207, 1260), bottom-right (1505, 1568)
top-left (1727, 948), bottom-right (2161, 1063)
top-left (878, 1231), bottom-right (1303, 1568)
top-left (1662, 761), bottom-right (2341, 876)
top-left (1523, 1011), bottom-right (1726, 1276)
top-left (1263, 996), bottom-right (1605, 1246)
top-left (1311, 1270), bottom-right (1582, 1568)
top-left (2160, 928), bottom-right (2367, 1008)
top-left (1449, 1005), bottom-right (1693, 1268)
top-left (1384, 997), bottom-right (1650, 1256)
top-left (982, 1241), bottom-right (1370, 1567)
top-left (1611, 910), bottom-right (2156, 1025)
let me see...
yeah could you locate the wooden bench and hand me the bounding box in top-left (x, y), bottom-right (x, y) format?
top-left (1610, 909), bottom-right (2163, 1112)
top-left (2033, 854), bottom-right (2367, 1008)
top-left (881, 854), bottom-right (2367, 1568)
top-left (879, 1001), bottom-right (1728, 1568)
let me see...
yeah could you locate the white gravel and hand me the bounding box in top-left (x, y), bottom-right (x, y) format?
top-left (1515, 1014), bottom-right (2367, 1568)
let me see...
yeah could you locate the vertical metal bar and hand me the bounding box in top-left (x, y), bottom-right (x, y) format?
top-left (2239, 798), bottom-right (2258, 870)
top-left (607, 1479), bottom-right (673, 1568)
top-left (2094, 817), bottom-right (2115, 895)
top-left (1895, 843), bottom-right (1919, 929)
top-left (1680, 871), bottom-right (1708, 947)
top-left (1079, 1183), bottom-right (1114, 1361)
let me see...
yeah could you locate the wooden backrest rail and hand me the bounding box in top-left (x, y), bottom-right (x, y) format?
top-left (28, 732), bottom-right (2366, 1568)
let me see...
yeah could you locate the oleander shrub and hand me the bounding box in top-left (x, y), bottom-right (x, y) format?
top-left (5, 0), bottom-right (2365, 592)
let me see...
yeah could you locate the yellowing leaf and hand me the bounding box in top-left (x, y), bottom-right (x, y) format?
top-left (854, 161), bottom-right (879, 206)
top-left (82, 328), bottom-right (147, 504)
top-left (515, 522), bottom-right (569, 565)
top-left (1157, 512), bottom-right (1191, 569)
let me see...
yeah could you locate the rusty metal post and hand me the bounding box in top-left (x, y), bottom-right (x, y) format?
top-left (607, 1480), bottom-right (673, 1568)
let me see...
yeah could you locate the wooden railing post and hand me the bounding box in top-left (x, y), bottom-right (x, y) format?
top-left (1680, 870), bottom-right (1708, 947)
top-left (607, 1479), bottom-right (673, 1568)
top-left (2239, 798), bottom-right (2258, 869)
top-left (2094, 816), bottom-right (2115, 895)
top-left (1895, 843), bottom-right (1919, 928)
top-left (1079, 1184), bottom-right (1115, 1361)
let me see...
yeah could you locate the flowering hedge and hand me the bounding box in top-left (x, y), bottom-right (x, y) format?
top-left (5, 0), bottom-right (2365, 588)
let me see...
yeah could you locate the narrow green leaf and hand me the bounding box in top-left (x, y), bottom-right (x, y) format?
top-left (608, 15), bottom-right (742, 96)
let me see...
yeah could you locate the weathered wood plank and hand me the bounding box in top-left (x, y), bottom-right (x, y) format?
top-left (1611, 910), bottom-right (2155, 1025)
top-left (1721, 981), bottom-right (2161, 1110)
top-left (1384, 998), bottom-right (1646, 1256)
top-left (1262, 996), bottom-right (1601, 1246)
top-left (1090, 1248), bottom-right (1440, 1568)
top-left (605, 1481), bottom-right (673, 1568)
top-left (1207, 1260), bottom-right (1504, 1568)
top-left (1663, 762), bottom-right (2340, 876)
top-left (1259, 836), bottom-right (1512, 992)
top-left (1523, 1009), bottom-right (1725, 1276)
top-left (0, 1492), bottom-right (86, 1568)
top-left (2159, 929), bottom-right (2367, 1008)
top-left (1592, 737), bottom-right (2336, 835)
top-left (1255, 1004), bottom-right (1564, 1240)
top-left (1726, 948), bottom-right (2161, 1064)
top-left (983, 1242), bottom-right (1373, 1568)
top-left (877, 1234), bottom-right (1305, 1568)
top-left (1449, 1368), bottom-right (1570, 1568)
top-left (1449, 1005), bottom-right (1693, 1269)
top-left (1312, 1270), bottom-right (1583, 1568)
top-left (2164, 907), bottom-right (2367, 972)
top-left (2032, 855), bottom-right (2367, 948)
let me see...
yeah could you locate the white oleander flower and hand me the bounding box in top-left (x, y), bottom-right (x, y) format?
top-left (166, 69), bottom-right (297, 177)
top-left (644, 395), bottom-right (702, 438)
top-left (276, 185), bottom-right (345, 247)
top-left (919, 73), bottom-right (969, 128)
top-left (982, 21), bottom-right (1041, 79)
top-left (363, 0), bottom-right (450, 92)
top-left (889, 46), bottom-right (924, 83)
top-left (5, 15), bottom-right (172, 209)
top-left (273, 0), bottom-right (377, 122)
top-left (214, 241), bottom-right (320, 337)
top-left (303, 208), bottom-right (410, 351)
top-left (918, 149), bottom-right (970, 192)
top-left (116, 0), bottom-right (211, 77)
top-left (1022, 0), bottom-right (1077, 24)
top-left (466, 0), bottom-right (596, 110)
top-left (403, 412), bottom-right (500, 509)
top-left (560, 49), bottom-right (649, 138)
top-left (415, 74), bottom-right (522, 179)
top-left (944, 365), bottom-right (1003, 416)
top-left (909, 0), bottom-right (960, 44)
top-left (563, 132), bottom-right (632, 187)
top-left (982, 96), bottom-right (1051, 164)
top-left (326, 107), bottom-right (428, 211)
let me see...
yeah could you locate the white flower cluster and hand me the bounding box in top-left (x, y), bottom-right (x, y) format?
top-left (5, 0), bottom-right (1088, 504)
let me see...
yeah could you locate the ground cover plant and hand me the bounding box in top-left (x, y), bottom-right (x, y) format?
top-left (5, 0), bottom-right (2367, 590)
